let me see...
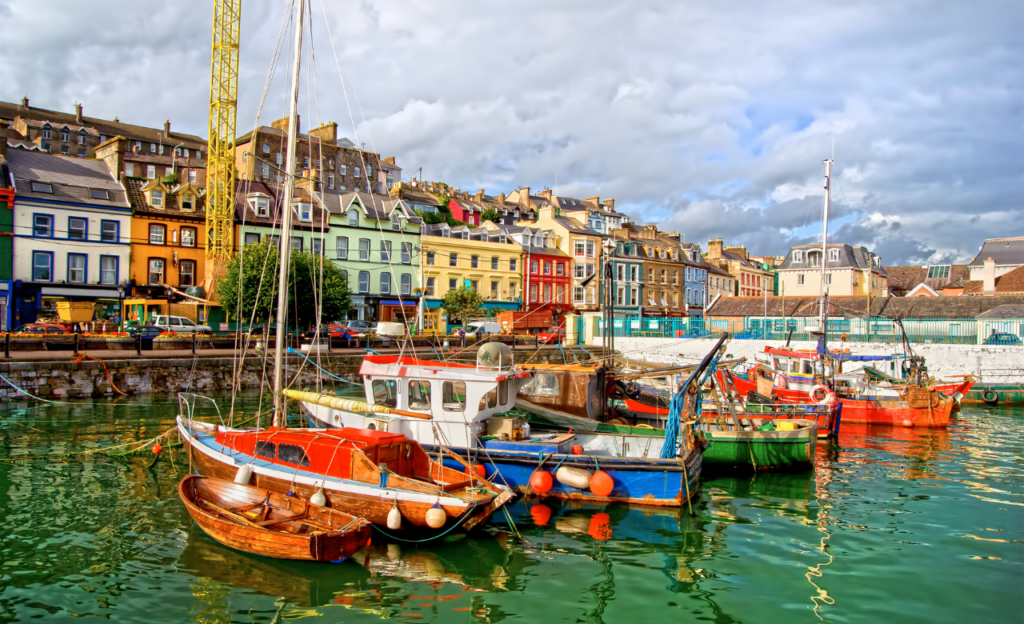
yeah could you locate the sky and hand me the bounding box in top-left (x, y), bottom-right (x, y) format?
top-left (1, 0), bottom-right (1021, 266)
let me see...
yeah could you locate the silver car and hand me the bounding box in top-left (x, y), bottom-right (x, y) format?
top-left (150, 314), bottom-right (213, 335)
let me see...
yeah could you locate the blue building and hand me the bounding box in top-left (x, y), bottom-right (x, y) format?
top-left (681, 242), bottom-right (710, 314)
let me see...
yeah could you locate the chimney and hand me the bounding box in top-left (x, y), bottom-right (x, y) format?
top-left (498, 192), bottom-right (506, 204)
top-left (76, 103), bottom-right (83, 124)
top-left (539, 205), bottom-right (555, 220)
top-left (271, 115), bottom-right (299, 132)
top-left (309, 121), bottom-right (337, 143)
top-left (383, 156), bottom-right (395, 165)
top-left (164, 119), bottom-right (170, 135)
top-left (0, 127), bottom-right (8, 160)
top-left (707, 237), bottom-right (724, 260)
top-left (586, 196), bottom-right (600, 206)
top-left (473, 189), bottom-right (485, 202)
top-left (538, 188), bottom-right (553, 200)
top-left (603, 198), bottom-right (615, 211)
top-left (21, 96), bottom-right (28, 109)
top-left (519, 187), bottom-right (530, 207)
top-left (983, 257), bottom-right (996, 293)
top-left (94, 136), bottom-right (126, 178)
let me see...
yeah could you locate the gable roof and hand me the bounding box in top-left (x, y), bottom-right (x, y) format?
top-left (124, 178), bottom-right (205, 217)
top-left (778, 243), bottom-right (885, 275)
top-left (906, 283), bottom-right (940, 297)
top-left (7, 149), bottom-right (128, 208)
top-left (969, 237), bottom-right (1024, 267)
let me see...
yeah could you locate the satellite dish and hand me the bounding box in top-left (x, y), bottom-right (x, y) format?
top-left (477, 342), bottom-right (513, 369)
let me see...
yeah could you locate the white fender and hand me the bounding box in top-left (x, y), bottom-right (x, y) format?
top-left (387, 505), bottom-right (402, 530)
top-left (310, 488), bottom-right (327, 507)
top-left (425, 504), bottom-right (447, 529)
top-left (556, 466), bottom-right (593, 490)
top-left (233, 464), bottom-right (253, 485)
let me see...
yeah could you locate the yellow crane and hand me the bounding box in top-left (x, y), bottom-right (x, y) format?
top-left (205, 0), bottom-right (242, 289)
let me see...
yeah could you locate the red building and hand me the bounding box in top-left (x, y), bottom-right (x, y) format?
top-left (522, 240), bottom-right (573, 316)
top-left (448, 196), bottom-right (482, 226)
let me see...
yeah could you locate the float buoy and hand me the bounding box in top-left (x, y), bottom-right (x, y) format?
top-left (151, 443), bottom-right (162, 455)
top-left (556, 466), bottom-right (593, 490)
top-left (588, 512), bottom-right (612, 540)
top-left (425, 502), bottom-right (447, 529)
top-left (902, 419), bottom-right (914, 428)
top-left (310, 488), bottom-right (327, 507)
top-left (466, 463), bottom-right (487, 479)
top-left (570, 445), bottom-right (584, 455)
top-left (530, 470), bottom-right (553, 494)
top-left (233, 464), bottom-right (253, 485)
top-left (530, 503), bottom-right (552, 526)
top-left (387, 504), bottom-right (402, 530)
top-left (589, 470), bottom-right (614, 497)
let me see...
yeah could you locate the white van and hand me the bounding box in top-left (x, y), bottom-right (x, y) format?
top-left (464, 321), bottom-right (501, 337)
top-left (151, 314), bottom-right (213, 335)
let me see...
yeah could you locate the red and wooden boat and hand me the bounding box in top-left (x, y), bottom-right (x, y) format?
top-left (178, 417), bottom-right (514, 533)
top-left (179, 475), bottom-right (372, 562)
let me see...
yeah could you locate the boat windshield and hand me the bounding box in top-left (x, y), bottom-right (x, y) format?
top-left (408, 380), bottom-right (431, 410)
top-left (372, 379), bottom-right (398, 408)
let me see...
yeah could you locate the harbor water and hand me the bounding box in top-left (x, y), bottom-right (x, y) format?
top-left (0, 394), bottom-right (1020, 623)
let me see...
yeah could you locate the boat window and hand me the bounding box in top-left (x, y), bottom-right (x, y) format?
top-left (789, 360), bottom-right (800, 374)
top-left (408, 380), bottom-right (431, 410)
top-left (372, 379), bottom-right (398, 408)
top-left (498, 380), bottom-right (508, 406)
top-left (442, 381), bottom-right (467, 412)
top-left (480, 388), bottom-right (498, 410)
top-left (773, 358), bottom-right (782, 370)
top-left (522, 372), bottom-right (560, 397)
top-left (277, 443), bottom-right (310, 467)
top-left (255, 440), bottom-right (276, 459)
top-left (803, 360), bottom-right (814, 375)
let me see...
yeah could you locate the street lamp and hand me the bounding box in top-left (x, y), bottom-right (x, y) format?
top-left (602, 238), bottom-right (616, 367)
top-left (118, 280), bottom-right (130, 333)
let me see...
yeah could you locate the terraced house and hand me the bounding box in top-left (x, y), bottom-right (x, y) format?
top-left (635, 225), bottom-right (689, 315)
top-left (529, 205), bottom-right (602, 312)
top-left (705, 238), bottom-right (774, 298)
top-left (492, 223), bottom-right (573, 317)
top-left (776, 243), bottom-right (886, 298)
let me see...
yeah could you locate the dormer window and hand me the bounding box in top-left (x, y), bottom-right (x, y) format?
top-left (391, 213), bottom-right (401, 231)
top-left (828, 248), bottom-right (840, 262)
top-left (348, 209), bottom-right (359, 226)
top-left (793, 250), bottom-right (804, 263)
top-left (249, 196), bottom-right (270, 218)
top-left (499, 232), bottom-right (507, 244)
top-left (30, 182), bottom-right (53, 194)
top-left (78, 130), bottom-right (87, 145)
top-left (295, 202), bottom-right (313, 222)
top-left (150, 189), bottom-right (164, 207)
top-left (61, 131), bottom-right (70, 142)
top-left (461, 230), bottom-right (469, 240)
top-left (42, 125), bottom-right (52, 140)
top-left (181, 193), bottom-right (195, 211)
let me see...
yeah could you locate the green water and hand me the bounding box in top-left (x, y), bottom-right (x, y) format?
top-left (0, 395), bottom-right (1021, 623)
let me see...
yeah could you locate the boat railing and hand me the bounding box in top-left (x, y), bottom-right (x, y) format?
top-left (178, 393), bottom-right (225, 427)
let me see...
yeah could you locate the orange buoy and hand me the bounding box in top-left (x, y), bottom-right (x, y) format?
top-left (530, 503), bottom-right (552, 526)
top-left (465, 463), bottom-right (487, 479)
top-left (570, 445), bottom-right (584, 455)
top-left (588, 512), bottom-right (612, 540)
top-left (903, 419), bottom-right (914, 428)
top-left (151, 443), bottom-right (163, 455)
top-left (590, 470), bottom-right (614, 497)
top-left (530, 470), bottom-right (553, 494)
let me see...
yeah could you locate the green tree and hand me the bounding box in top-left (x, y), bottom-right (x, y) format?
top-left (289, 251), bottom-right (352, 328)
top-left (440, 286), bottom-right (484, 325)
top-left (216, 240), bottom-right (280, 324)
top-left (480, 208), bottom-right (501, 223)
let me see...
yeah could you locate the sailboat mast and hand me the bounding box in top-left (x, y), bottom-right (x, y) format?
top-left (272, 0), bottom-right (306, 427)
top-left (818, 158), bottom-right (832, 330)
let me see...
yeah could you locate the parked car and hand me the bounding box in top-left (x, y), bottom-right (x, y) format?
top-left (301, 324), bottom-right (360, 340)
top-left (150, 315), bottom-right (212, 335)
top-left (464, 321), bottom-right (502, 337)
top-left (345, 320), bottom-right (376, 333)
top-left (12, 323), bottom-right (69, 335)
top-left (983, 332), bottom-right (1022, 345)
top-left (537, 327), bottom-right (566, 344)
top-left (127, 325), bottom-right (165, 350)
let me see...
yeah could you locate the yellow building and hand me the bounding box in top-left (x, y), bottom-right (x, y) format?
top-left (527, 205), bottom-right (603, 312)
top-left (419, 221), bottom-right (523, 332)
top-left (777, 243), bottom-right (888, 297)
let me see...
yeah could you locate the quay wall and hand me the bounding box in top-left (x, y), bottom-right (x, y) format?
top-left (0, 347), bottom-right (585, 402)
top-left (597, 337), bottom-right (1024, 384)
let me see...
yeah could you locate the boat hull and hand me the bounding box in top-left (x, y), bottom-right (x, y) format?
top-left (701, 422), bottom-right (817, 471)
top-left (179, 475), bottom-right (371, 562)
top-left (962, 383), bottom-right (1024, 406)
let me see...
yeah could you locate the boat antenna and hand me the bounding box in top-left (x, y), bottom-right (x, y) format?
top-left (272, 0), bottom-right (307, 427)
top-left (818, 158), bottom-right (833, 331)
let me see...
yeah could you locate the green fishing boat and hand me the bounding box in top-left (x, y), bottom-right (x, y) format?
top-left (700, 418), bottom-right (818, 472)
top-left (962, 383), bottom-right (1024, 407)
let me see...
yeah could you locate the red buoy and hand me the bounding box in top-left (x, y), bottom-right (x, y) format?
top-left (588, 512), bottom-right (612, 540)
top-left (530, 503), bottom-right (552, 526)
top-left (589, 470), bottom-right (614, 497)
top-left (530, 470), bottom-right (553, 493)
top-left (465, 463), bottom-right (487, 479)
top-left (152, 444), bottom-right (163, 455)
top-left (571, 445), bottom-right (584, 455)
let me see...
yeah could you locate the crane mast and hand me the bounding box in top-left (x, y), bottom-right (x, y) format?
top-left (205, 0), bottom-right (242, 288)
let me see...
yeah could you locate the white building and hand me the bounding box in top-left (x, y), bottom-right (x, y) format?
top-left (7, 149), bottom-right (130, 324)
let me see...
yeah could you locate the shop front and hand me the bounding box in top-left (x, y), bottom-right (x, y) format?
top-left (379, 299), bottom-right (418, 325)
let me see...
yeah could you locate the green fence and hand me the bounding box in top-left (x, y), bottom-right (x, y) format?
top-left (596, 316), bottom-right (1024, 345)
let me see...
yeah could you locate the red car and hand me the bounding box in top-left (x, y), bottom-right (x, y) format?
top-left (537, 327), bottom-right (566, 344)
top-left (13, 323), bottom-right (70, 335)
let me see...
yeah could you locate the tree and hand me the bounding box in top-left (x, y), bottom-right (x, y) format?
top-left (289, 251), bottom-right (351, 328)
top-left (440, 286), bottom-right (484, 325)
top-left (216, 240), bottom-right (280, 324)
top-left (480, 208), bottom-right (501, 223)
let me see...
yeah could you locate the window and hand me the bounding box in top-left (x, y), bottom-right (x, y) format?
top-left (348, 209), bottom-right (359, 226)
top-left (67, 254), bottom-right (86, 283)
top-left (179, 260), bottom-right (196, 287)
top-left (100, 256), bottom-right (118, 285)
top-left (77, 148), bottom-right (86, 157)
top-left (68, 217), bottom-right (87, 240)
top-left (148, 258), bottom-right (165, 285)
top-left (290, 237), bottom-right (303, 251)
top-left (367, 168), bottom-right (373, 180)
top-left (180, 227), bottom-right (196, 247)
top-left (358, 271), bottom-right (370, 293)
top-left (471, 280), bottom-right (479, 292)
top-left (276, 153), bottom-right (283, 165)
top-left (328, 157), bottom-right (335, 170)
top-left (424, 251), bottom-right (435, 266)
top-left (491, 281), bottom-right (500, 299)
top-left (146, 165), bottom-right (156, 179)
top-left (61, 131), bottom-right (70, 142)
top-left (261, 163), bottom-right (270, 179)
top-left (391, 213), bottom-right (401, 231)
top-left (354, 167), bottom-right (360, 178)
top-left (442, 381), bottom-right (467, 411)
top-left (277, 444), bottom-right (310, 467)
top-left (149, 224), bottom-right (166, 244)
top-left (31, 182), bottom-right (52, 194)
top-left (32, 251), bottom-right (52, 281)
top-left (574, 241), bottom-right (585, 256)
top-left (648, 268), bottom-right (655, 282)
top-left (60, 145), bottom-right (70, 155)
top-left (573, 285), bottom-right (585, 303)
top-left (450, 252), bottom-right (458, 267)
top-left (927, 265), bottom-right (951, 279)
top-left (798, 274), bottom-right (805, 285)
top-left (401, 242), bottom-right (412, 264)
top-left (380, 273), bottom-right (391, 294)
top-left (616, 286), bottom-right (625, 306)
top-left (574, 263), bottom-right (585, 279)
top-left (340, 164), bottom-right (347, 175)
top-left (661, 269), bottom-right (667, 283)
top-left (296, 202), bottom-right (312, 222)
top-left (181, 193), bottom-right (195, 211)
top-left (530, 284), bottom-right (538, 302)
top-left (302, 157), bottom-right (310, 169)
top-left (150, 190), bottom-right (164, 207)
top-left (244, 232), bottom-right (260, 246)
top-left (327, 173), bottom-right (335, 189)
top-left (648, 290), bottom-right (655, 305)
top-left (828, 248), bottom-right (840, 262)
top-left (825, 274), bottom-right (832, 285)
top-left (336, 236), bottom-right (348, 260)
top-left (125, 163), bottom-right (134, 177)
top-left (426, 277), bottom-right (436, 296)
top-left (380, 240), bottom-right (392, 262)
top-left (543, 284), bottom-right (551, 302)
top-left (531, 260), bottom-right (540, 274)
top-left (359, 239), bottom-right (370, 261)
top-left (312, 239), bottom-right (323, 255)
top-left (188, 170), bottom-right (197, 184)
top-left (510, 258), bottom-right (517, 272)
top-left (586, 241), bottom-right (595, 257)
top-left (471, 255), bottom-right (479, 269)
top-left (672, 270), bottom-right (678, 285)
top-left (793, 250), bottom-right (803, 263)
top-left (407, 380), bottom-right (431, 410)
top-left (401, 274), bottom-right (412, 295)
top-left (43, 127), bottom-right (51, 139)
top-left (149, 143), bottom-right (156, 153)
top-left (544, 261), bottom-right (551, 275)
top-left (630, 265), bottom-right (638, 281)
top-left (449, 278), bottom-right (458, 292)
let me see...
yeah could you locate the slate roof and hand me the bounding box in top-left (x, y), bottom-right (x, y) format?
top-left (124, 178), bottom-right (205, 217)
top-left (969, 237), bottom-right (1024, 267)
top-left (233, 181), bottom-right (331, 231)
top-left (778, 243), bottom-right (886, 275)
top-left (707, 264), bottom-right (734, 278)
top-left (977, 304), bottom-right (1024, 319)
top-left (887, 264), bottom-right (970, 295)
top-left (493, 224), bottom-right (568, 256)
top-left (706, 294), bottom-right (1024, 319)
top-left (553, 216), bottom-right (601, 236)
top-left (0, 100), bottom-right (206, 150)
top-left (6, 149), bottom-right (128, 208)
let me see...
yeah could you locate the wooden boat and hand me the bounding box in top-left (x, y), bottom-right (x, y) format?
top-left (178, 475), bottom-right (372, 562)
top-left (178, 417), bottom-right (514, 532)
top-left (699, 418), bottom-right (818, 471)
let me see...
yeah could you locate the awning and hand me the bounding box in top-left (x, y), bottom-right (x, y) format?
top-left (380, 299), bottom-right (417, 306)
top-left (42, 287), bottom-right (121, 298)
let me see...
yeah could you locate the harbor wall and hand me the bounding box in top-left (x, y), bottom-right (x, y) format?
top-left (0, 347), bottom-right (585, 401)
top-left (596, 337), bottom-right (1024, 384)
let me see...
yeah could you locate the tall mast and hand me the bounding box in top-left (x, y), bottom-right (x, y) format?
top-left (272, 0), bottom-right (306, 427)
top-left (818, 158), bottom-right (832, 330)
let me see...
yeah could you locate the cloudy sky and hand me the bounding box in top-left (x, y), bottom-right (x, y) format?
top-left (1, 0), bottom-right (1020, 265)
